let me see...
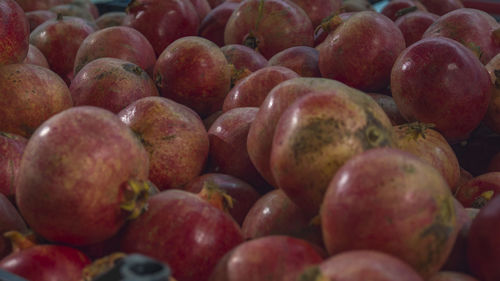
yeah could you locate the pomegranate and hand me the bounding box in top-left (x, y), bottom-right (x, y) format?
top-left (16, 106), bottom-right (150, 246)
top-left (50, 3), bottom-right (95, 21)
top-left (366, 93), bottom-right (407, 125)
top-left (467, 194), bottom-right (500, 281)
top-left (318, 11), bottom-right (406, 92)
top-left (29, 14), bottom-right (95, 85)
top-left (321, 148), bottom-right (459, 278)
top-left (0, 231), bottom-right (91, 281)
top-left (390, 37), bottom-right (492, 142)
top-left (242, 189), bottom-right (323, 247)
top-left (118, 96), bottom-right (209, 191)
top-left (199, 1), bottom-right (239, 47)
top-left (221, 44), bottom-right (268, 72)
top-left (267, 46), bottom-right (321, 77)
top-left (23, 44), bottom-right (50, 68)
top-left (154, 36), bottom-right (232, 118)
top-left (222, 66), bottom-right (299, 112)
top-left (120, 189), bottom-right (244, 281)
top-left (270, 87), bottom-right (395, 216)
top-left (454, 167), bottom-right (474, 192)
top-left (288, 0), bottom-right (342, 28)
top-left (95, 11), bottom-right (125, 29)
top-left (313, 12), bottom-right (355, 52)
top-left (381, 0), bottom-right (427, 21)
top-left (484, 53), bottom-right (500, 134)
top-left (207, 0), bottom-right (224, 8)
top-left (394, 122), bottom-right (460, 189)
top-left (25, 10), bottom-right (56, 32)
top-left (189, 0), bottom-right (211, 21)
top-left (207, 107), bottom-right (272, 193)
top-left (422, 8), bottom-right (500, 64)
top-left (0, 132), bottom-right (27, 199)
top-left (395, 11), bottom-right (439, 46)
top-left (0, 0), bottom-right (30, 65)
top-left (455, 172), bottom-right (500, 208)
top-left (208, 235), bottom-right (323, 281)
top-left (340, 0), bottom-right (374, 12)
top-left (298, 250), bottom-right (425, 281)
top-left (185, 173), bottom-right (261, 225)
top-left (224, 0), bottom-right (314, 59)
top-left (0, 63), bottom-right (73, 138)
top-left (14, 0), bottom-right (72, 12)
top-left (0, 195), bottom-right (28, 259)
top-left (70, 58), bottom-right (159, 113)
top-left (418, 0), bottom-right (464, 15)
top-left (73, 26), bottom-right (156, 77)
top-left (429, 272), bottom-right (480, 281)
top-left (123, 0), bottom-right (199, 56)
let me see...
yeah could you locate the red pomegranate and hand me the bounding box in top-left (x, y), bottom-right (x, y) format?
top-left (395, 10), bottom-right (439, 46)
top-left (380, 0), bottom-right (427, 21)
top-left (367, 93), bottom-right (407, 125)
top-left (16, 106), bottom-right (150, 246)
top-left (484, 53), bottom-right (500, 134)
top-left (390, 37), bottom-right (492, 142)
top-left (288, 0), bottom-right (342, 28)
top-left (418, 0), bottom-right (464, 15)
top-left (95, 11), bottom-right (125, 29)
top-left (23, 44), bottom-right (50, 68)
top-left (221, 44), bottom-right (269, 73)
top-left (25, 10), bottom-right (56, 32)
top-left (0, 195), bottom-right (28, 259)
top-left (455, 172), bottom-right (500, 208)
top-left (224, 0), bottom-right (314, 59)
top-left (123, 0), bottom-right (199, 56)
top-left (267, 46), bottom-right (321, 78)
top-left (0, 0), bottom-right (30, 65)
top-left (0, 132), bottom-right (27, 199)
top-left (199, 1), bottom-right (239, 47)
top-left (14, 0), bottom-right (72, 12)
top-left (428, 272), bottom-right (480, 281)
top-left (49, 3), bottom-right (95, 21)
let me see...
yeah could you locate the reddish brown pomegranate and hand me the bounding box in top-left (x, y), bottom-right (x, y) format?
top-left (95, 11), bottom-right (125, 29)
top-left (484, 53), bottom-right (500, 134)
top-left (394, 122), bottom-right (460, 190)
top-left (14, 0), bottom-right (72, 12)
top-left (199, 1), bottom-right (239, 47)
top-left (222, 66), bottom-right (299, 112)
top-left (428, 272), bottom-right (480, 281)
top-left (390, 37), bottom-right (492, 142)
top-left (298, 250), bottom-right (425, 281)
top-left (185, 173), bottom-right (261, 225)
top-left (0, 63), bottom-right (73, 137)
top-left (271, 87), bottom-right (395, 216)
top-left (318, 11), bottom-right (406, 92)
top-left (321, 148), bottom-right (459, 278)
top-left (242, 189), bottom-right (323, 247)
top-left (189, 0), bottom-right (211, 21)
top-left (288, 0), bottom-right (342, 28)
top-left (208, 235), bottom-right (324, 281)
top-left (221, 44), bottom-right (268, 73)
top-left (207, 0), bottom-right (224, 8)
top-left (16, 106), bottom-right (150, 246)
top-left (29, 14), bottom-right (95, 84)
top-left (381, 0), bottom-right (427, 21)
top-left (267, 46), bottom-right (321, 78)
top-left (467, 194), bottom-right (500, 281)
top-left (118, 96), bottom-right (209, 191)
top-left (120, 189), bottom-right (244, 281)
top-left (70, 58), bottom-right (159, 113)
top-left (23, 44), bottom-right (50, 68)
top-left (0, 231), bottom-right (91, 281)
top-left (207, 107), bottom-right (272, 193)
top-left (0, 195), bottom-right (28, 259)
top-left (313, 12), bottom-right (354, 48)
top-left (25, 10), bottom-right (56, 32)
top-left (0, 132), bottom-right (27, 199)
top-left (366, 93), bottom-right (407, 125)
top-left (154, 36), bottom-right (232, 118)
top-left (50, 3), bottom-right (95, 21)
top-left (455, 167), bottom-right (474, 192)
top-left (0, 0), bottom-right (30, 65)
top-left (224, 0), bottom-right (314, 59)
top-left (395, 10), bottom-right (439, 46)
top-left (455, 172), bottom-right (500, 208)
top-left (423, 8), bottom-right (500, 64)
top-left (418, 0), bottom-right (464, 15)
top-left (123, 0), bottom-right (199, 56)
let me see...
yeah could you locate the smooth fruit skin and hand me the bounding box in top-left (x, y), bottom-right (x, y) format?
top-left (0, 194), bottom-right (28, 259)
top-left (23, 44), bottom-right (50, 68)
top-left (0, 0), bottom-right (30, 65)
top-left (25, 10), bottom-right (57, 32)
top-left (288, 0), bottom-right (342, 28)
top-left (224, 0), bottom-right (314, 59)
top-left (321, 148), bottom-right (458, 278)
top-left (367, 93), bottom-right (407, 125)
top-left (0, 244), bottom-right (91, 281)
top-left (270, 87), bottom-right (395, 216)
top-left (73, 26), bottom-right (156, 77)
top-left (199, 2), bottom-right (239, 47)
top-left (300, 250), bottom-right (425, 281)
top-left (14, 0), bottom-right (72, 12)
top-left (417, 0), bottom-right (463, 15)
top-left (221, 44), bottom-right (268, 72)
top-left (154, 36), bottom-right (232, 118)
top-left (467, 195), bottom-right (500, 281)
top-left (484, 53), bottom-right (500, 134)
top-left (318, 11), bottom-right (406, 92)
top-left (0, 63), bottom-right (73, 138)
top-left (16, 106), bottom-right (150, 246)
top-left (390, 37), bottom-right (492, 142)
top-left (70, 58), bottom-right (159, 113)
top-left (29, 16), bottom-right (95, 85)
top-left (208, 235), bottom-right (324, 281)
top-left (95, 11), bottom-right (125, 29)
top-left (381, 0), bottom-right (427, 21)
top-left (267, 46), bottom-right (321, 78)
top-left (123, 0), bottom-right (199, 56)
top-left (120, 190), bottom-right (244, 281)
top-left (0, 132), bottom-right (27, 199)
top-left (118, 96), bottom-right (209, 191)
top-left (395, 11), bottom-right (439, 47)
top-left (429, 271), bottom-right (480, 281)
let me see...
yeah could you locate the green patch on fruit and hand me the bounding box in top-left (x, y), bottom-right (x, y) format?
top-left (357, 110), bottom-right (393, 150)
top-left (298, 266), bottom-right (329, 281)
top-left (465, 41), bottom-right (483, 60)
top-left (122, 63), bottom-right (144, 77)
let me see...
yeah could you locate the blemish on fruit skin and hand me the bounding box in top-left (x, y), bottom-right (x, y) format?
top-left (122, 63), bottom-right (144, 76)
top-left (357, 110), bottom-right (393, 150)
top-left (471, 190), bottom-right (495, 208)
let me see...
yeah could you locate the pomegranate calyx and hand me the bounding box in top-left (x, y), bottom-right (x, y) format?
top-left (395, 6), bottom-right (418, 19)
top-left (229, 64), bottom-right (252, 88)
top-left (400, 121), bottom-right (436, 141)
top-left (315, 14), bottom-right (343, 37)
top-left (120, 179), bottom-right (151, 220)
top-left (243, 32), bottom-right (259, 51)
top-left (298, 266), bottom-right (329, 281)
top-left (56, 13), bottom-right (64, 21)
top-left (82, 252), bottom-right (127, 281)
top-left (198, 180), bottom-right (234, 213)
top-left (4, 231), bottom-right (36, 252)
top-left (471, 190), bottom-right (495, 209)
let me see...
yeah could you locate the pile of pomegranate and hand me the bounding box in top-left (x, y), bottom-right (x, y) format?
top-left (0, 0), bottom-right (499, 280)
